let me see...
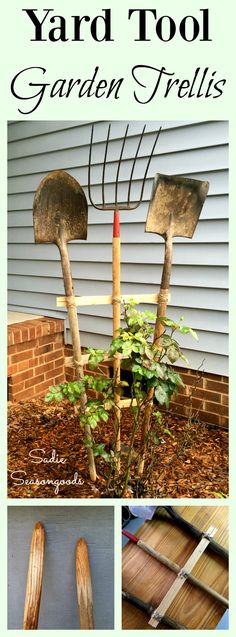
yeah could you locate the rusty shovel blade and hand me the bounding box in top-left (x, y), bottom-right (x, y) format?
top-left (146, 173), bottom-right (209, 238)
top-left (33, 170), bottom-right (88, 245)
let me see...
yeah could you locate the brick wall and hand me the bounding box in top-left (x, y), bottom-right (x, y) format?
top-left (170, 367), bottom-right (228, 428)
top-left (8, 318), bottom-right (65, 401)
top-left (64, 346), bottom-right (228, 428)
top-left (8, 332), bottom-right (229, 428)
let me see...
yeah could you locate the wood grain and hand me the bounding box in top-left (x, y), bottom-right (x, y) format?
top-left (57, 293), bottom-right (160, 307)
top-left (122, 506), bottom-right (228, 630)
top-left (76, 538), bottom-right (94, 629)
top-left (23, 521), bottom-right (45, 630)
top-left (112, 230), bottom-right (121, 469)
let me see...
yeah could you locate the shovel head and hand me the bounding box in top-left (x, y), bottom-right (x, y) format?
top-left (146, 173), bottom-right (209, 238)
top-left (33, 170), bottom-right (88, 244)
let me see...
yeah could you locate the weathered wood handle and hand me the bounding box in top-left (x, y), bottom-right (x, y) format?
top-left (23, 522), bottom-right (45, 630)
top-left (58, 239), bottom-right (97, 483)
top-left (138, 226), bottom-right (173, 475)
top-left (122, 529), bottom-right (228, 607)
top-left (112, 211), bottom-right (121, 471)
top-left (162, 507), bottom-right (229, 561)
top-left (122, 590), bottom-right (186, 629)
top-left (76, 538), bottom-right (94, 630)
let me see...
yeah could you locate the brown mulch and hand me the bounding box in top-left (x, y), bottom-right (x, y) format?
top-left (8, 399), bottom-right (228, 499)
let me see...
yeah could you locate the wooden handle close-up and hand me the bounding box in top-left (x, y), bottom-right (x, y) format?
top-left (163, 507), bottom-right (229, 561)
top-left (23, 522), bottom-right (45, 630)
top-left (76, 538), bottom-right (94, 630)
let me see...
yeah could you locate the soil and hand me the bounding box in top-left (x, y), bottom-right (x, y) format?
top-left (8, 399), bottom-right (228, 499)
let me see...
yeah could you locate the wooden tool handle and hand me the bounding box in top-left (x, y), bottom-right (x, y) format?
top-left (138, 224), bottom-right (173, 475)
top-left (23, 522), bottom-right (45, 630)
top-left (138, 537), bottom-right (228, 607)
top-left (112, 211), bottom-right (121, 468)
top-left (58, 239), bottom-right (97, 482)
top-left (149, 526), bottom-right (216, 628)
top-left (122, 591), bottom-right (186, 629)
top-left (163, 507), bottom-right (229, 561)
top-left (123, 530), bottom-right (228, 608)
top-left (76, 538), bottom-right (94, 630)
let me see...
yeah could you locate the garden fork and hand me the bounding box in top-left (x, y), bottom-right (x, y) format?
top-left (88, 123), bottom-right (161, 471)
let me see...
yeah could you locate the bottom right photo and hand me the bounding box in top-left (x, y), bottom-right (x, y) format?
top-left (122, 504), bottom-right (228, 630)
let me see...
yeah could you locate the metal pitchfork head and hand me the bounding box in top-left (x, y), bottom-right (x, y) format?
top-left (88, 123), bottom-right (162, 210)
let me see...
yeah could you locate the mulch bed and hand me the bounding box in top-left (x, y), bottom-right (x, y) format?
top-left (8, 399), bottom-right (228, 499)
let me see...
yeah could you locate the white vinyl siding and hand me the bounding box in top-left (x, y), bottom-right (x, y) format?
top-left (8, 120), bottom-right (229, 375)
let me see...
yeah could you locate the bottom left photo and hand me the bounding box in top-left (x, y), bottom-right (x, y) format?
top-left (8, 505), bottom-right (114, 630)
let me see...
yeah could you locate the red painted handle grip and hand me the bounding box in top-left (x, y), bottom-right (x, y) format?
top-left (113, 210), bottom-right (120, 237)
top-left (122, 529), bottom-right (138, 544)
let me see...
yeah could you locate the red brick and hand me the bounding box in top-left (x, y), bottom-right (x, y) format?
top-left (36, 334), bottom-right (55, 346)
top-left (8, 333), bottom-right (14, 346)
top-left (54, 373), bottom-right (65, 384)
top-left (17, 359), bottom-right (31, 372)
top-left (204, 372), bottom-right (223, 381)
top-left (13, 386), bottom-right (36, 401)
top-left (29, 327), bottom-right (37, 340)
top-left (9, 381), bottom-right (25, 394)
top-left (25, 374), bottom-right (45, 388)
top-left (34, 379), bottom-right (55, 395)
top-left (205, 379), bottom-right (228, 394)
top-left (220, 416), bottom-right (229, 428)
top-left (53, 357), bottom-right (65, 369)
top-left (8, 345), bottom-right (16, 356)
top-left (34, 344), bottom-right (53, 356)
top-left (45, 368), bottom-right (60, 381)
top-left (9, 369), bottom-right (34, 385)
top-left (193, 388), bottom-right (221, 403)
top-left (19, 327), bottom-right (30, 343)
top-left (12, 330), bottom-right (22, 345)
top-left (7, 364), bottom-right (18, 376)
top-left (168, 401), bottom-right (188, 416)
top-left (54, 333), bottom-right (64, 342)
top-left (179, 373), bottom-right (204, 388)
top-left (222, 394), bottom-right (229, 406)
top-left (35, 361), bottom-right (55, 375)
top-left (44, 350), bottom-right (64, 363)
top-left (11, 340), bottom-right (36, 354)
top-left (11, 350), bottom-right (33, 364)
top-left (28, 357), bottom-right (39, 369)
top-left (198, 410), bottom-right (220, 425)
top-left (54, 342), bottom-right (64, 351)
top-left (205, 401), bottom-right (228, 416)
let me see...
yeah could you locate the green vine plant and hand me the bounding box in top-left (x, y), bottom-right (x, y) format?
top-left (45, 300), bottom-right (198, 496)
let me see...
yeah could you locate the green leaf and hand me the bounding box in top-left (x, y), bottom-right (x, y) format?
top-left (163, 428), bottom-right (174, 438)
top-left (166, 345), bottom-right (180, 363)
top-left (180, 352), bottom-right (190, 365)
top-left (167, 369), bottom-right (184, 387)
top-left (153, 411), bottom-right (163, 424)
top-left (99, 411), bottom-right (109, 423)
top-left (159, 317), bottom-right (178, 329)
top-left (132, 363), bottom-right (144, 375)
top-left (152, 432), bottom-right (160, 444)
top-left (155, 384), bottom-right (170, 407)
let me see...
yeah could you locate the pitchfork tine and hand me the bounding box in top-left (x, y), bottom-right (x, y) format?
top-left (88, 124), bottom-right (95, 208)
top-left (127, 124), bottom-right (146, 205)
top-left (102, 123), bottom-right (111, 206)
top-left (115, 123), bottom-right (129, 207)
top-left (88, 122), bottom-right (162, 210)
top-left (136, 126), bottom-right (162, 208)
